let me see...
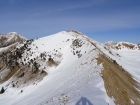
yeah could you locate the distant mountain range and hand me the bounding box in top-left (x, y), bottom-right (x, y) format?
top-left (105, 41), bottom-right (140, 50)
top-left (0, 30), bottom-right (140, 105)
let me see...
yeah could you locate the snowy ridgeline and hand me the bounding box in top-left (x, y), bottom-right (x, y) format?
top-left (0, 31), bottom-right (114, 105)
top-left (0, 30), bottom-right (140, 105)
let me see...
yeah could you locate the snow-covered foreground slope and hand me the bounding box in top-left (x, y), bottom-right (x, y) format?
top-left (0, 31), bottom-right (114, 105)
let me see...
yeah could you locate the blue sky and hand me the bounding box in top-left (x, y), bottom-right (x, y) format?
top-left (0, 0), bottom-right (140, 43)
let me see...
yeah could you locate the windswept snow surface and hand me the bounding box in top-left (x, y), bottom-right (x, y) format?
top-left (0, 31), bottom-right (114, 105)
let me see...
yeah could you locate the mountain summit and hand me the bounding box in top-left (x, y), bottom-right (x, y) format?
top-left (0, 32), bottom-right (27, 48)
top-left (0, 30), bottom-right (140, 105)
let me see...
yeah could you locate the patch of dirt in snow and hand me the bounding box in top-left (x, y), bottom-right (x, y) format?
top-left (97, 54), bottom-right (140, 105)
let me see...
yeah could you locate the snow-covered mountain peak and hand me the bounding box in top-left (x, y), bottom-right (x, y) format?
top-left (20, 30), bottom-right (95, 61)
top-left (8, 32), bottom-right (18, 35)
top-left (0, 32), bottom-right (27, 48)
top-left (7, 32), bottom-right (27, 40)
top-left (67, 30), bottom-right (83, 35)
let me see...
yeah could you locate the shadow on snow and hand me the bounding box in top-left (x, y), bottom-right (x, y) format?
top-left (76, 97), bottom-right (93, 105)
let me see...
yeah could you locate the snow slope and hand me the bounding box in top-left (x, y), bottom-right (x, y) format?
top-left (0, 31), bottom-right (114, 105)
